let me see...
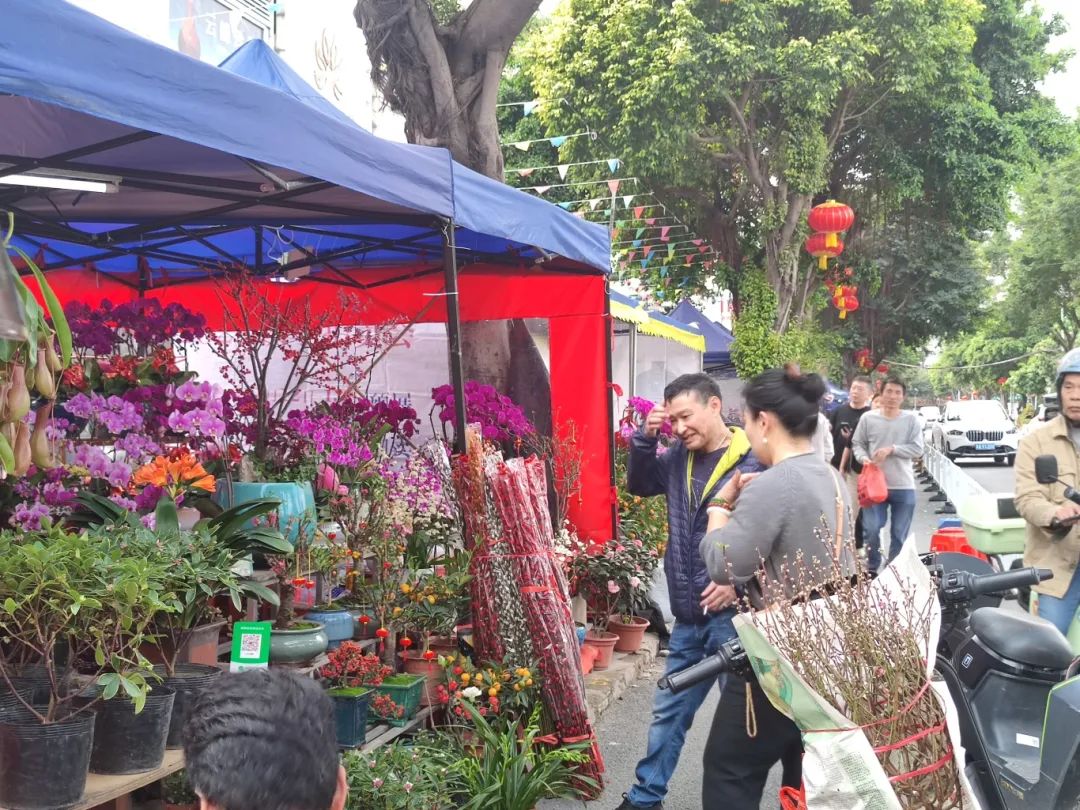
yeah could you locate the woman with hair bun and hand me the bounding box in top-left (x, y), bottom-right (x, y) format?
top-left (697, 364), bottom-right (856, 805)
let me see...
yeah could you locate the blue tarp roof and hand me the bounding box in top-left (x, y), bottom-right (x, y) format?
top-left (0, 1), bottom-right (608, 280)
top-left (669, 299), bottom-right (733, 365)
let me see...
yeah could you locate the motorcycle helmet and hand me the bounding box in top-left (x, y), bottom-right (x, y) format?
top-left (1057, 348), bottom-right (1080, 393)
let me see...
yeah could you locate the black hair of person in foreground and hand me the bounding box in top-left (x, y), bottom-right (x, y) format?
top-left (182, 669), bottom-right (347, 810)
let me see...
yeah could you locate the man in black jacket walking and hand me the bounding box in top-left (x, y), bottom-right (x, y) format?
top-left (614, 374), bottom-right (762, 810)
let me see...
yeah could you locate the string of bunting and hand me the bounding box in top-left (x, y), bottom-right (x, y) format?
top-left (510, 158), bottom-right (621, 180)
top-left (500, 131), bottom-right (595, 150)
top-left (519, 177), bottom-right (640, 195)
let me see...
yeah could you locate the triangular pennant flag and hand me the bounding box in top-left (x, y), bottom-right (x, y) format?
top-left (622, 195), bottom-right (634, 208)
top-left (632, 239), bottom-right (643, 248)
top-left (513, 141), bottom-right (532, 152)
top-left (608, 158), bottom-right (621, 174)
top-left (699, 245), bottom-right (708, 253)
top-left (646, 218), bottom-right (656, 225)
top-left (635, 227), bottom-right (646, 238)
top-left (589, 198), bottom-right (601, 211)
top-left (643, 245), bottom-right (653, 257)
top-left (550, 136), bottom-right (568, 148)
top-left (692, 239), bottom-right (703, 247)
top-left (641, 256), bottom-right (651, 269)
top-left (659, 266), bottom-right (668, 278)
top-left (627, 251), bottom-right (636, 262)
top-left (517, 168), bottom-right (535, 177)
top-left (607, 178), bottom-right (621, 195)
top-left (667, 242), bottom-right (675, 257)
top-left (660, 226), bottom-right (671, 242)
top-left (535, 185), bottom-right (551, 196)
top-left (558, 164), bottom-right (570, 180)
top-left (685, 255), bottom-right (693, 266)
top-left (633, 206), bottom-right (646, 220)
top-left (558, 202), bottom-right (572, 210)
top-left (523, 99), bottom-right (540, 116)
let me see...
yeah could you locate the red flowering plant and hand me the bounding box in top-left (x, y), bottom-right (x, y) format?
top-left (318, 641), bottom-right (394, 692)
top-left (434, 654), bottom-right (541, 732)
top-left (369, 693), bottom-right (405, 722)
top-left (564, 534), bottom-right (660, 630)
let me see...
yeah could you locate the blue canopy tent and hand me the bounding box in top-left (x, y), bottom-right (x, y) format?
top-left (0, 0), bottom-right (614, 541)
top-left (668, 299), bottom-right (735, 374)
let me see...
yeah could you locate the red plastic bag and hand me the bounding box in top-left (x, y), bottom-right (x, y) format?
top-left (858, 462), bottom-right (888, 507)
top-left (779, 785), bottom-right (807, 810)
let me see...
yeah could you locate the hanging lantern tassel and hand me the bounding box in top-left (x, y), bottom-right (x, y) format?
top-left (806, 233), bottom-right (844, 271)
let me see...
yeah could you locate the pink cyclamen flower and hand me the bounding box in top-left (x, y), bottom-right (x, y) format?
top-left (607, 580), bottom-right (620, 594)
top-left (403, 782), bottom-right (413, 793)
top-left (629, 576), bottom-right (642, 588)
top-left (372, 778), bottom-right (383, 789)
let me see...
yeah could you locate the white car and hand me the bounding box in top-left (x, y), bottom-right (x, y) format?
top-left (932, 400), bottom-right (1019, 465)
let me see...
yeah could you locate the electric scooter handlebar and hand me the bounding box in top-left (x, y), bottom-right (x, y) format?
top-left (656, 637), bottom-right (748, 693)
top-left (937, 566), bottom-right (1053, 606)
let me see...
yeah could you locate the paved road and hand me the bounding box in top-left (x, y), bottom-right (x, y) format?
top-left (951, 456), bottom-right (1017, 495)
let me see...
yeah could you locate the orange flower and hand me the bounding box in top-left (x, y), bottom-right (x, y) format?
top-left (133, 450), bottom-right (216, 497)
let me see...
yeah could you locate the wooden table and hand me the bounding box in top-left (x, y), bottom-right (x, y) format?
top-left (69, 749), bottom-right (185, 810)
top-left (358, 705), bottom-right (436, 752)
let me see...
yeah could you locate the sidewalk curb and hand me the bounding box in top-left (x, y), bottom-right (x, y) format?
top-left (583, 634), bottom-right (660, 721)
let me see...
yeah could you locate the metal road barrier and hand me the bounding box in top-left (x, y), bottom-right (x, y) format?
top-left (922, 445), bottom-right (987, 513)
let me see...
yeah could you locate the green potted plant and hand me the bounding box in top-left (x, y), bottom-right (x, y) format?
top-left (343, 741), bottom-right (445, 809)
top-left (163, 770), bottom-right (199, 810)
top-left (0, 525), bottom-right (173, 805)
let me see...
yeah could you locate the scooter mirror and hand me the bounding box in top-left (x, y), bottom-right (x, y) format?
top-left (1036, 455), bottom-right (1060, 485)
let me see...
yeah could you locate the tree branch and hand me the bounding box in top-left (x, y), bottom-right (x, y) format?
top-left (457, 0), bottom-right (543, 52)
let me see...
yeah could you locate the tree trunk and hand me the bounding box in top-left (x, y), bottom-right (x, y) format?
top-left (355, 0), bottom-right (552, 434)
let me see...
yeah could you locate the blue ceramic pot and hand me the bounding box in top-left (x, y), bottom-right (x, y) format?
top-left (215, 481), bottom-right (316, 544)
top-left (304, 607), bottom-right (354, 650)
top-left (329, 688), bottom-right (371, 747)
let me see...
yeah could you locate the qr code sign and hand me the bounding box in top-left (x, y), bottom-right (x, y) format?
top-left (239, 632), bottom-right (262, 659)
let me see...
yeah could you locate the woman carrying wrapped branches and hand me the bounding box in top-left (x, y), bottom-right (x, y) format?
top-left (698, 364), bottom-right (856, 806)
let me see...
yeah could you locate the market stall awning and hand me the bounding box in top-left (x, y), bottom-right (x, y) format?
top-left (610, 290), bottom-right (705, 352)
top-left (669, 299), bottom-right (733, 366)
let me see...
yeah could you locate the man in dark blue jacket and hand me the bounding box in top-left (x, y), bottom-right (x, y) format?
top-left (615, 374), bottom-right (762, 810)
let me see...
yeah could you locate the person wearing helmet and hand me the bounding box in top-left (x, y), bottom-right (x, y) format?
top-left (1014, 349), bottom-right (1080, 635)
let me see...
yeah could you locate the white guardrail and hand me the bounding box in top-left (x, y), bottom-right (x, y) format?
top-left (922, 445), bottom-right (987, 510)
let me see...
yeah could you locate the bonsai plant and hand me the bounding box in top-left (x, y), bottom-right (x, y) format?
top-left (318, 641), bottom-right (389, 747)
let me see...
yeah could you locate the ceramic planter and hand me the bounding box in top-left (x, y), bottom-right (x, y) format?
top-left (328, 687), bottom-right (372, 747)
top-left (607, 615), bottom-right (650, 653)
top-left (346, 608), bottom-right (377, 640)
top-left (401, 652), bottom-right (443, 707)
top-left (582, 631), bottom-right (618, 670)
top-left (215, 481), bottom-right (316, 545)
top-left (269, 623), bottom-right (328, 665)
top-left (303, 608), bottom-right (353, 650)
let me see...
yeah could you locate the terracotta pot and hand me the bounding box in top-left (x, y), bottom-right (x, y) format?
top-left (401, 651), bottom-right (443, 706)
top-left (141, 620), bottom-right (226, 668)
top-left (582, 631), bottom-right (618, 670)
top-left (607, 615), bottom-right (650, 653)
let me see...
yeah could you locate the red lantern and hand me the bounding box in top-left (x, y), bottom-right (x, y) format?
top-left (400, 637), bottom-right (413, 649)
top-left (375, 627), bottom-right (389, 639)
top-left (808, 200), bottom-right (855, 248)
top-left (876, 363), bottom-right (889, 374)
top-left (854, 348), bottom-right (872, 371)
top-left (997, 376), bottom-right (1008, 387)
top-left (844, 294), bottom-right (859, 312)
top-left (806, 232), bottom-right (845, 270)
top-left (422, 650), bottom-right (437, 661)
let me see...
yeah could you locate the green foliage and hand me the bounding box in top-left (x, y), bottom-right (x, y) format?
top-left (344, 741), bottom-right (445, 809)
top-left (418, 704), bottom-right (597, 810)
top-left (0, 526), bottom-right (173, 721)
top-left (731, 270), bottom-right (781, 378)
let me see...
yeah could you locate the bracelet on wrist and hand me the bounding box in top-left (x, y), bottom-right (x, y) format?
top-left (708, 497), bottom-right (733, 510)
top-left (706, 506), bottom-right (733, 518)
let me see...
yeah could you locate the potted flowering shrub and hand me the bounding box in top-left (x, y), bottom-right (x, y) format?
top-left (564, 534), bottom-right (660, 663)
top-left (343, 742), bottom-right (444, 809)
top-left (318, 642), bottom-right (388, 747)
top-left (430, 380), bottom-right (534, 448)
top-left (434, 655), bottom-right (541, 736)
top-left (0, 525), bottom-right (174, 806)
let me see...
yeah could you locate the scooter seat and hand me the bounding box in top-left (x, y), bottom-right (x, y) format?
top-left (970, 607), bottom-right (1074, 671)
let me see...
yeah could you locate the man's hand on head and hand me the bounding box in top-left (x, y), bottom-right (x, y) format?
top-left (644, 405), bottom-right (668, 438)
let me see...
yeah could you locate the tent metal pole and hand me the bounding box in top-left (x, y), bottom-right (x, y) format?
top-left (628, 324), bottom-right (638, 398)
top-left (442, 220), bottom-right (468, 455)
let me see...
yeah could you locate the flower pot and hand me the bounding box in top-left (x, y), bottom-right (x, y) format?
top-left (269, 623), bottom-right (329, 665)
top-left (607, 615), bottom-right (650, 653)
top-left (0, 710), bottom-right (96, 809)
top-left (142, 620), bottom-right (226, 668)
top-left (583, 631), bottom-right (618, 670)
top-left (87, 685), bottom-right (175, 774)
top-left (426, 635), bottom-right (459, 658)
top-left (215, 481), bottom-right (316, 545)
top-left (401, 652), bottom-right (443, 707)
top-left (304, 608), bottom-right (353, 650)
top-left (328, 687), bottom-right (372, 747)
top-left (154, 663), bottom-right (222, 749)
top-left (372, 673), bottom-right (425, 726)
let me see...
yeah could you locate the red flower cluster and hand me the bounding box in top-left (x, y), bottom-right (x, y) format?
top-left (318, 641), bottom-right (393, 689)
top-left (369, 693), bottom-right (404, 720)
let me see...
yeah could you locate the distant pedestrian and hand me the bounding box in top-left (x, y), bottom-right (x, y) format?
top-left (851, 376), bottom-right (924, 571)
top-left (829, 376), bottom-right (874, 555)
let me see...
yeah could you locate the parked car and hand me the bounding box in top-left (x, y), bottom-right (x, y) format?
top-left (932, 400), bottom-right (1018, 465)
top-left (1020, 394), bottom-right (1061, 437)
top-left (916, 405), bottom-right (941, 432)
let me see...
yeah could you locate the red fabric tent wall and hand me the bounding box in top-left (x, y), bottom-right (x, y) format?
top-left (27, 263), bottom-right (616, 543)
